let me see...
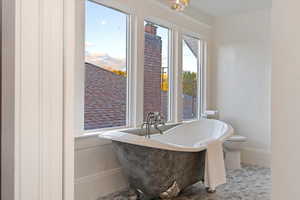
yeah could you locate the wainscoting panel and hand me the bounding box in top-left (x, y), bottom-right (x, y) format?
top-left (241, 148), bottom-right (271, 168)
top-left (75, 135), bottom-right (128, 200)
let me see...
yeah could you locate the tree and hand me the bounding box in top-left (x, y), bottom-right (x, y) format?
top-left (182, 71), bottom-right (197, 97)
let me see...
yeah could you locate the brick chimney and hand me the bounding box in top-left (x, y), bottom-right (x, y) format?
top-left (145, 22), bottom-right (157, 35)
top-left (144, 23), bottom-right (163, 120)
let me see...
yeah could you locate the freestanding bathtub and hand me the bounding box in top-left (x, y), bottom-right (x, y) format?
top-left (99, 119), bottom-right (233, 199)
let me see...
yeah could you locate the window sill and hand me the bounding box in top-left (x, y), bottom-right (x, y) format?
top-left (182, 118), bottom-right (199, 123)
top-left (75, 126), bottom-right (134, 150)
top-left (76, 126), bottom-right (132, 139)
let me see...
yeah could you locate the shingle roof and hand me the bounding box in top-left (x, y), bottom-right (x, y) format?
top-left (183, 36), bottom-right (199, 57)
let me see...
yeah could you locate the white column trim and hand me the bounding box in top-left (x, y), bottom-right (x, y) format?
top-left (63, 0), bottom-right (80, 199)
top-left (127, 14), bottom-right (141, 128)
top-left (132, 15), bottom-right (145, 127)
top-left (2, 0), bottom-right (19, 199)
top-left (174, 31), bottom-right (183, 122)
top-left (2, 0), bottom-right (64, 200)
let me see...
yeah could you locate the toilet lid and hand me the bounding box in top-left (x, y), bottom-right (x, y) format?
top-left (226, 135), bottom-right (247, 142)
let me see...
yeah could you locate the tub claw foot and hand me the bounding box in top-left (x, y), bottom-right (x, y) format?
top-left (159, 181), bottom-right (181, 199)
top-left (206, 187), bottom-right (216, 193)
top-left (128, 189), bottom-right (139, 200)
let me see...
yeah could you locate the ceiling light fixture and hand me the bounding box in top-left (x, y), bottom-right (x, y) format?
top-left (171, 0), bottom-right (190, 11)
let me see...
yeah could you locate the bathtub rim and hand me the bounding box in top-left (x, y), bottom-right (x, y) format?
top-left (98, 119), bottom-right (234, 152)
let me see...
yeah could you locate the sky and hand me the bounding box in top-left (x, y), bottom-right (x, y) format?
top-left (183, 39), bottom-right (197, 73)
top-left (85, 0), bottom-right (198, 73)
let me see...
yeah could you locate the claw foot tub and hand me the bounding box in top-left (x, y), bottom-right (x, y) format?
top-left (99, 119), bottom-right (233, 199)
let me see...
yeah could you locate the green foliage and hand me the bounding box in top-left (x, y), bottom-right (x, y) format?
top-left (111, 69), bottom-right (127, 77)
top-left (161, 74), bottom-right (168, 92)
top-left (182, 71), bottom-right (197, 97)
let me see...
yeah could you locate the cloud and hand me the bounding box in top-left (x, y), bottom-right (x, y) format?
top-left (85, 42), bottom-right (95, 48)
top-left (85, 51), bottom-right (126, 71)
top-left (101, 20), bottom-right (107, 25)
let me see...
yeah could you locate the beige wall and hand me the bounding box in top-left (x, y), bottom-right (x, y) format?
top-left (272, 0), bottom-right (300, 198)
top-left (211, 9), bottom-right (271, 167)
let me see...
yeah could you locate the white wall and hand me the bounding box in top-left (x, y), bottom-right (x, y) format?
top-left (75, 136), bottom-right (128, 200)
top-left (211, 9), bottom-right (271, 167)
top-left (272, 0), bottom-right (300, 198)
top-left (74, 0), bottom-right (212, 199)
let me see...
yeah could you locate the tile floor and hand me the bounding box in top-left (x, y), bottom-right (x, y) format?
top-left (100, 165), bottom-right (271, 200)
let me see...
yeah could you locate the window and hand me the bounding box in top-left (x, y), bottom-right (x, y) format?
top-left (182, 35), bottom-right (201, 120)
top-left (81, 0), bottom-right (207, 133)
top-left (84, 0), bottom-right (129, 130)
top-left (143, 21), bottom-right (170, 120)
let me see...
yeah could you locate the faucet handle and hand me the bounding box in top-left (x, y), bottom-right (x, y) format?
top-left (153, 112), bottom-right (163, 118)
top-left (155, 112), bottom-right (165, 125)
top-left (159, 114), bottom-right (165, 124)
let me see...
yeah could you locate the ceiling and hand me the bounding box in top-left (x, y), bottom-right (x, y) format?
top-left (189, 0), bottom-right (272, 16)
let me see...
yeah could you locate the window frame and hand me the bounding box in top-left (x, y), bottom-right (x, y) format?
top-left (143, 18), bottom-right (174, 122)
top-left (181, 32), bottom-right (207, 122)
top-left (83, 0), bottom-right (134, 132)
top-left (78, 1), bottom-right (208, 136)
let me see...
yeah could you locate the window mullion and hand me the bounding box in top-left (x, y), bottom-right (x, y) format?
top-left (126, 14), bottom-right (132, 127)
top-left (197, 40), bottom-right (203, 119)
top-left (202, 41), bottom-right (208, 115)
top-left (132, 16), bottom-right (145, 127)
top-left (168, 29), bottom-right (173, 122)
top-left (176, 31), bottom-right (183, 122)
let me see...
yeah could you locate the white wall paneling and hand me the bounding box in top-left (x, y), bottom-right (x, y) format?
top-left (2, 0), bottom-right (17, 198)
top-left (74, 136), bottom-right (128, 200)
top-left (2, 0), bottom-right (64, 200)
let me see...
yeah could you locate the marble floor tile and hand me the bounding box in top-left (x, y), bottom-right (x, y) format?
top-left (100, 165), bottom-right (271, 200)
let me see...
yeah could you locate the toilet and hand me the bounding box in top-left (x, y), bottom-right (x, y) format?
top-left (223, 135), bottom-right (247, 170)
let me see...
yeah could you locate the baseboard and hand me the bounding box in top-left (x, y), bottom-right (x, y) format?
top-left (75, 168), bottom-right (128, 200)
top-left (241, 148), bottom-right (271, 168)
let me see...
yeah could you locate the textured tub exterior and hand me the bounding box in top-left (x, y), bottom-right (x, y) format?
top-left (112, 141), bottom-right (206, 198)
top-left (99, 119), bottom-right (233, 198)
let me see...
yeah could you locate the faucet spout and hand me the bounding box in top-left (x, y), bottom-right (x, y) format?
top-left (154, 124), bottom-right (163, 134)
top-left (142, 112), bottom-right (165, 138)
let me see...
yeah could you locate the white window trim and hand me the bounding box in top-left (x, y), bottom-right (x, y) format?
top-left (173, 31), bottom-right (183, 123)
top-left (143, 17), bottom-right (182, 124)
top-left (144, 18), bottom-right (174, 122)
top-left (126, 13), bottom-right (137, 128)
top-left (91, 0), bottom-right (134, 14)
top-left (201, 41), bottom-right (208, 115)
top-left (82, 0), bottom-right (136, 134)
top-left (77, 1), bottom-right (209, 136)
top-left (181, 33), bottom-right (208, 122)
